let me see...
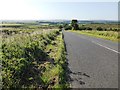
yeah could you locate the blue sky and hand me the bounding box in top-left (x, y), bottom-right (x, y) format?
top-left (0, 0), bottom-right (119, 20)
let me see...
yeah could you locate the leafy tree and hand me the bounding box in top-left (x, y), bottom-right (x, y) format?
top-left (71, 19), bottom-right (79, 30)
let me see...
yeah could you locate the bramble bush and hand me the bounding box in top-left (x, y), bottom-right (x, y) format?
top-left (1, 30), bottom-right (60, 88)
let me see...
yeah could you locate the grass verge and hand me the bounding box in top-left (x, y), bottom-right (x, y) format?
top-left (41, 32), bottom-right (69, 89)
top-left (2, 29), bottom-right (68, 89)
top-left (70, 30), bottom-right (119, 42)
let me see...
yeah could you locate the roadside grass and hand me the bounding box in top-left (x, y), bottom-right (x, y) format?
top-left (2, 25), bottom-right (68, 89)
top-left (0, 35), bottom-right (2, 90)
top-left (78, 23), bottom-right (118, 30)
top-left (2, 30), bottom-right (56, 88)
top-left (41, 32), bottom-right (68, 89)
top-left (70, 30), bottom-right (119, 42)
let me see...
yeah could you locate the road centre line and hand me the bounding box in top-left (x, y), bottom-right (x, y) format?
top-left (92, 41), bottom-right (120, 54)
top-left (73, 32), bottom-right (119, 54)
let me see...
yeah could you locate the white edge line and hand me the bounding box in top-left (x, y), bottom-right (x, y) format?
top-left (92, 41), bottom-right (120, 54)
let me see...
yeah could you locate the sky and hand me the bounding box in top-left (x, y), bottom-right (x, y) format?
top-left (0, 0), bottom-right (119, 20)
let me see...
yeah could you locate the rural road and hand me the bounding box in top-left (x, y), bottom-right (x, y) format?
top-left (63, 31), bottom-right (118, 88)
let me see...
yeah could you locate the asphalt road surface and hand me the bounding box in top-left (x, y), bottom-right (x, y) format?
top-left (63, 31), bottom-right (118, 88)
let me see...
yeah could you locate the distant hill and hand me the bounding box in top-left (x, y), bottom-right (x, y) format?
top-left (0, 20), bottom-right (119, 24)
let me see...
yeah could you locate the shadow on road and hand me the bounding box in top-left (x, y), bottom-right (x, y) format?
top-left (62, 31), bottom-right (91, 87)
top-left (65, 58), bottom-right (90, 86)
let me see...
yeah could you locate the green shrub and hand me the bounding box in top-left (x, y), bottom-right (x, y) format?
top-left (97, 27), bottom-right (103, 31)
top-left (86, 27), bottom-right (92, 30)
top-left (2, 30), bottom-right (60, 88)
top-left (64, 25), bottom-right (72, 30)
top-left (79, 26), bottom-right (86, 30)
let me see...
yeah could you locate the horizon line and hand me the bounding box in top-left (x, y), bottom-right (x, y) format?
top-left (1, 19), bottom-right (118, 21)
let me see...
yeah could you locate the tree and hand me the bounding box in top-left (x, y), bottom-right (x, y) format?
top-left (71, 19), bottom-right (79, 30)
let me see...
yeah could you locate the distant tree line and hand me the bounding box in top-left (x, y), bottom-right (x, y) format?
top-left (58, 19), bottom-right (119, 31)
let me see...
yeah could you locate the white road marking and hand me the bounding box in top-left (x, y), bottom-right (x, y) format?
top-left (73, 32), bottom-right (119, 54)
top-left (92, 41), bottom-right (120, 54)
